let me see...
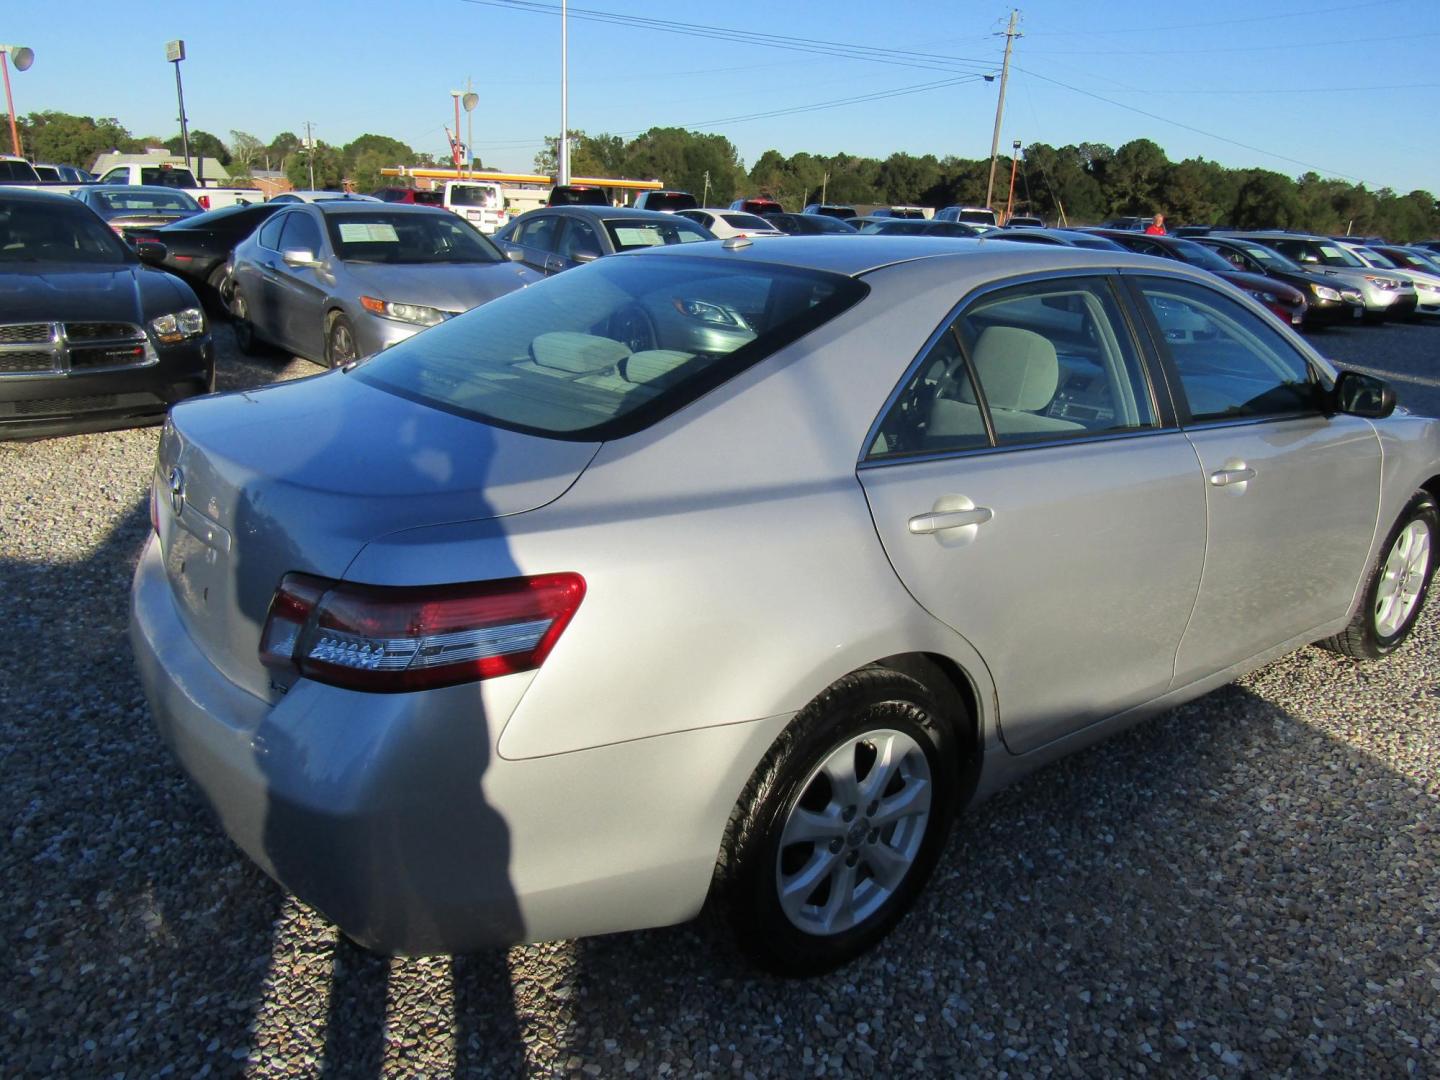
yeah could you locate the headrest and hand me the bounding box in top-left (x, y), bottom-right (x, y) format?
top-left (965, 326), bottom-right (1059, 411)
top-left (621, 349), bottom-right (693, 385)
top-left (530, 331), bottom-right (631, 374)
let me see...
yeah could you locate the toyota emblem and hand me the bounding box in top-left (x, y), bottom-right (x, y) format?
top-left (168, 466), bottom-right (185, 516)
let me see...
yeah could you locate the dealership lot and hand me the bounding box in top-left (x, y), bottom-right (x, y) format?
top-left (2, 319), bottom-right (1438, 1076)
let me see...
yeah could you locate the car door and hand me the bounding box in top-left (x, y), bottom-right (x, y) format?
top-left (245, 212), bottom-right (290, 345)
top-left (504, 213), bottom-right (564, 274)
top-left (271, 209), bottom-right (330, 359)
top-left (859, 274), bottom-right (1207, 755)
top-left (553, 216), bottom-right (603, 271)
top-left (1127, 274), bottom-right (1381, 685)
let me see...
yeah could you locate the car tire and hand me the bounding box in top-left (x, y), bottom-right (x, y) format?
top-left (1319, 491), bottom-right (1438, 660)
top-left (205, 264), bottom-right (234, 319)
top-left (231, 286), bottom-right (267, 356)
top-left (716, 666), bottom-right (959, 976)
top-left (325, 314), bottom-right (359, 368)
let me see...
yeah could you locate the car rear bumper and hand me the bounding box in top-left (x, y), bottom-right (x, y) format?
top-left (0, 337), bottom-right (214, 439)
top-left (130, 536), bottom-right (787, 954)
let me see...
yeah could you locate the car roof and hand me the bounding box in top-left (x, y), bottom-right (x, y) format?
top-left (0, 186), bottom-right (86, 205)
top-left (536, 205), bottom-right (694, 222)
top-left (635, 234), bottom-right (1168, 278)
top-left (312, 201), bottom-right (452, 216)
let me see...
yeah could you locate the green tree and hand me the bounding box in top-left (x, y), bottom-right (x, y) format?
top-left (1230, 170), bottom-right (1303, 229)
top-left (1106, 138), bottom-right (1169, 215)
top-left (166, 130), bottom-right (230, 167)
top-left (265, 131), bottom-right (302, 172)
top-left (227, 130), bottom-right (264, 178)
top-left (285, 141), bottom-right (344, 190)
top-left (17, 111), bottom-right (141, 169)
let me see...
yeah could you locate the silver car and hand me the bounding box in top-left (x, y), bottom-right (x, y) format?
top-left (228, 202), bottom-right (540, 365)
top-left (132, 238), bottom-right (1440, 975)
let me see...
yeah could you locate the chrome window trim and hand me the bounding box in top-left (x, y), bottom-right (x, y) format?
top-left (858, 424), bottom-right (1183, 472)
top-left (857, 266), bottom-right (1173, 466)
top-left (0, 322), bottom-right (159, 380)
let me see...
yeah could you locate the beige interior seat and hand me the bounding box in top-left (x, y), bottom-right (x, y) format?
top-left (929, 325), bottom-right (1082, 439)
top-left (514, 332), bottom-right (631, 379)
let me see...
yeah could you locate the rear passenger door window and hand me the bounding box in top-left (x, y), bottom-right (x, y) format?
top-left (869, 276), bottom-right (1157, 458)
top-left (277, 211), bottom-right (323, 256)
top-left (1133, 276), bottom-right (1320, 422)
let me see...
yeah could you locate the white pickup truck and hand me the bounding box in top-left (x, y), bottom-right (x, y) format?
top-left (92, 163), bottom-right (259, 210)
top-left (440, 179), bottom-right (509, 234)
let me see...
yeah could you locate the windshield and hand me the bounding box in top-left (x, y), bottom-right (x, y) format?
top-left (354, 255), bottom-right (867, 439)
top-left (1232, 241), bottom-right (1301, 272)
top-left (643, 192), bottom-right (699, 212)
top-left (1314, 243), bottom-right (1366, 268)
top-left (603, 217), bottom-right (710, 251)
top-left (326, 212), bottom-right (503, 264)
top-left (0, 198), bottom-right (133, 264)
top-left (804, 215), bottom-right (858, 233)
top-left (95, 190), bottom-right (200, 212)
top-left (450, 184), bottom-right (501, 207)
top-left (720, 212), bottom-right (773, 230)
top-left (1358, 248), bottom-right (1397, 269)
top-left (1169, 239), bottom-right (1236, 273)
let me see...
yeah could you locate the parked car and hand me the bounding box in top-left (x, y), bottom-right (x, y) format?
top-left (124, 202), bottom-right (288, 314)
top-left (1003, 216), bottom-right (1044, 228)
top-left (0, 154), bottom-right (41, 183)
top-left (1190, 235), bottom-right (1366, 324)
top-left (268, 191), bottom-right (382, 204)
top-left (853, 217), bottom-right (981, 237)
top-left (1087, 230), bottom-right (1310, 328)
top-left (371, 187), bottom-right (445, 207)
top-left (987, 228), bottom-right (1124, 250)
top-left (868, 206), bottom-right (930, 220)
top-left (0, 188), bottom-right (213, 438)
top-left (1227, 233), bottom-right (1418, 321)
top-left (935, 206), bottom-right (998, 226)
top-left (436, 180), bottom-right (509, 234)
top-left (802, 204), bottom-right (857, 219)
top-left (73, 185), bottom-right (204, 239)
top-left (548, 185), bottom-right (610, 207)
top-left (132, 235), bottom-right (1438, 977)
top-left (92, 162), bottom-right (256, 210)
top-left (1412, 240), bottom-right (1440, 256)
top-left (1330, 241), bottom-right (1440, 318)
top-left (760, 212), bottom-right (859, 236)
top-left (32, 163), bottom-right (92, 184)
top-left (493, 206), bottom-right (713, 278)
top-left (228, 202), bottom-right (539, 366)
top-left (633, 190), bottom-right (698, 213)
top-left (1100, 216), bottom-right (1149, 231)
top-left (674, 208), bottom-right (784, 239)
top-left (729, 197), bottom-right (785, 216)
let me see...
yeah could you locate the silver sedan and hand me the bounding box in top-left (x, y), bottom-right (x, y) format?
top-left (132, 237), bottom-right (1440, 975)
top-left (228, 202), bottom-right (540, 365)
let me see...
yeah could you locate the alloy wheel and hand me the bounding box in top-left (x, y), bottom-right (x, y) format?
top-left (1375, 519), bottom-right (1431, 637)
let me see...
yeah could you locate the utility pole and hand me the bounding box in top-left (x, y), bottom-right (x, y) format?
top-left (304, 120), bottom-right (315, 189)
top-left (985, 9), bottom-right (1020, 211)
top-left (558, 0), bottom-right (570, 185)
top-left (702, 169), bottom-right (710, 206)
top-left (821, 171), bottom-right (830, 206)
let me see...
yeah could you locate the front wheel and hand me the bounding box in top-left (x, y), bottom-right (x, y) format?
top-left (1319, 491), bottom-right (1438, 659)
top-left (717, 667), bottom-right (959, 976)
top-left (325, 314), bottom-right (359, 368)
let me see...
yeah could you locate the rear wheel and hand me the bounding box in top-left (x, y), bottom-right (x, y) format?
top-left (231, 286), bottom-right (266, 356)
top-left (325, 314), bottom-right (359, 368)
top-left (205, 264), bottom-right (234, 318)
top-left (717, 667), bottom-right (959, 976)
top-left (1319, 491), bottom-right (1437, 659)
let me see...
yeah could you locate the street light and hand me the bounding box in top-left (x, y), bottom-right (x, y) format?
top-left (462, 85), bottom-right (478, 179)
top-left (1005, 139), bottom-right (1022, 223)
top-left (165, 40), bottom-right (191, 173)
top-left (1, 44), bottom-right (34, 159)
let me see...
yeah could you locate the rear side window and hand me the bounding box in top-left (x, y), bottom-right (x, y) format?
top-left (140, 167), bottom-right (198, 187)
top-left (256, 214), bottom-right (287, 250)
top-left (354, 255), bottom-right (867, 440)
top-left (278, 211), bottom-right (323, 254)
top-left (515, 215), bottom-right (559, 252)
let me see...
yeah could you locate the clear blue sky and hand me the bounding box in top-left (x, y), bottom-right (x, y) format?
top-left (5, 0), bottom-right (1438, 193)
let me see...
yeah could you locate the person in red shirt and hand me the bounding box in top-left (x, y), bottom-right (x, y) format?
top-left (1144, 213), bottom-right (1167, 235)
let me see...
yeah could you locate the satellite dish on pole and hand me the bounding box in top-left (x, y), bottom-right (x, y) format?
top-left (9, 46), bottom-right (34, 72)
top-left (462, 92), bottom-right (479, 112)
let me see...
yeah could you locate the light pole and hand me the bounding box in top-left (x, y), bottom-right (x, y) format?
top-left (1005, 140), bottom-right (1021, 223)
top-left (558, 0), bottom-right (569, 185)
top-left (1, 44), bottom-right (34, 159)
top-left (462, 82), bottom-right (478, 178)
top-left (165, 40), bottom-right (191, 172)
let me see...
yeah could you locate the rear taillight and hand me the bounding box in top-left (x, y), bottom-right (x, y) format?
top-left (198, 195), bottom-right (211, 209)
top-left (259, 572), bottom-right (586, 693)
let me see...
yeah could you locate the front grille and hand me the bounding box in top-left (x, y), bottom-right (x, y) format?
top-left (0, 350), bottom-right (56, 374)
top-left (70, 345), bottom-right (149, 370)
top-left (12, 395), bottom-right (118, 416)
top-left (0, 323), bottom-right (54, 345)
top-left (64, 322), bottom-right (144, 342)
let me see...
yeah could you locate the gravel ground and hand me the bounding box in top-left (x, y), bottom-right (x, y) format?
top-left (2, 319), bottom-right (1439, 1078)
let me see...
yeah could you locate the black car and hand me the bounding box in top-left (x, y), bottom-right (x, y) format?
top-left (124, 201), bottom-right (287, 314)
top-left (0, 189), bottom-right (214, 438)
top-left (801, 204), bottom-right (857, 219)
top-left (493, 206), bottom-right (713, 276)
top-left (762, 212), bottom-right (858, 235)
top-left (73, 185), bottom-right (203, 239)
top-left (547, 185), bottom-right (610, 207)
top-left (1191, 235), bottom-right (1367, 324)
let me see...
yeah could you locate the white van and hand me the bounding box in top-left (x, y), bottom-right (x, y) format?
top-left (442, 180), bottom-right (508, 234)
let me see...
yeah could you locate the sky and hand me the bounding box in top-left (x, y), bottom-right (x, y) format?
top-left (5, 0), bottom-right (1439, 194)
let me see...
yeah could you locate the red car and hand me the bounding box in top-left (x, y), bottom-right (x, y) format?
top-left (370, 187), bottom-right (444, 207)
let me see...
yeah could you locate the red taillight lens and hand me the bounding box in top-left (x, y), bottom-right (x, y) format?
top-left (259, 572), bottom-right (586, 693)
top-left (198, 195), bottom-right (211, 209)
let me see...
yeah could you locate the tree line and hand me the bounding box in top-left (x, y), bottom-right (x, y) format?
top-left (15, 112), bottom-right (1439, 240)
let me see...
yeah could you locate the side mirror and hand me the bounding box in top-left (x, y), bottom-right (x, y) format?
top-left (572, 250), bottom-right (599, 264)
top-left (282, 248), bottom-right (320, 268)
top-left (135, 241), bottom-right (167, 266)
top-left (504, 247), bottom-right (526, 262)
top-left (1332, 369), bottom-right (1396, 419)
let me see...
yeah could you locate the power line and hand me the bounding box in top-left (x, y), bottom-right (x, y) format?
top-left (1023, 0), bottom-right (1400, 35)
top-left (1025, 30), bottom-right (1438, 56)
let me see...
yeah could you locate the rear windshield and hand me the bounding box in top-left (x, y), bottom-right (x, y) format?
top-left (720, 212), bottom-right (773, 230)
top-left (0, 198), bottom-right (133, 264)
top-left (0, 159), bottom-right (41, 182)
top-left (603, 217), bottom-right (710, 251)
top-left (642, 192), bottom-right (699, 212)
top-left (140, 167), bottom-right (198, 187)
top-left (325, 211), bottom-right (502, 263)
top-left (95, 190), bottom-right (200, 212)
top-left (805, 215), bottom-right (858, 233)
top-left (449, 184), bottom-right (500, 207)
top-left (353, 254), bottom-right (867, 439)
top-left (550, 186), bottom-right (609, 206)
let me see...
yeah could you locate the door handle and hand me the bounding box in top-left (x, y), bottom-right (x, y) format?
top-left (1209, 467), bottom-right (1256, 487)
top-left (908, 507), bottom-right (993, 534)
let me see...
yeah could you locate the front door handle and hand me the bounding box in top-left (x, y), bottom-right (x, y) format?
top-left (908, 507), bottom-right (994, 534)
top-left (1209, 467), bottom-right (1256, 487)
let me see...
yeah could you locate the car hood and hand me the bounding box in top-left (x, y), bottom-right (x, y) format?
top-left (0, 262), bottom-right (177, 323)
top-left (1215, 269), bottom-right (1303, 303)
top-left (155, 370), bottom-right (600, 697)
top-left (339, 259), bottom-right (539, 313)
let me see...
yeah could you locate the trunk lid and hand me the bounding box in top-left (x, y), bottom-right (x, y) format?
top-left (155, 369), bottom-right (600, 699)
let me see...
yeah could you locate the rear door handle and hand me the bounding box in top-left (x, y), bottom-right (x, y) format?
top-left (1209, 467), bottom-right (1256, 487)
top-left (908, 507), bottom-right (993, 534)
